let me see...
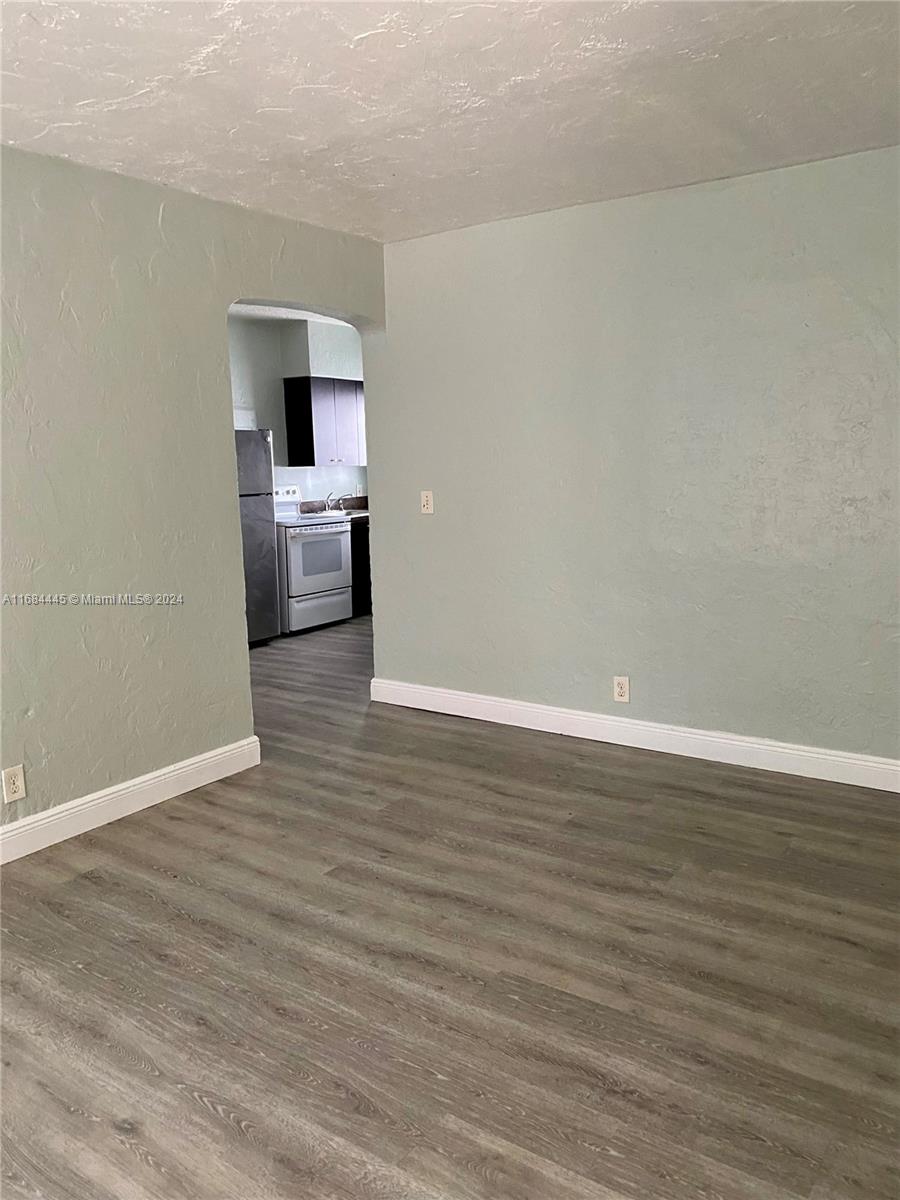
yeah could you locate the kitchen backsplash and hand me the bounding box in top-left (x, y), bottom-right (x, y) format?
top-left (274, 464), bottom-right (367, 502)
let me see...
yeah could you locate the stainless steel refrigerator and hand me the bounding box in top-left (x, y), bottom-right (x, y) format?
top-left (234, 429), bottom-right (280, 643)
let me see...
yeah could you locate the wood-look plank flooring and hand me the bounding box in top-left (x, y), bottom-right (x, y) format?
top-left (2, 616), bottom-right (898, 1199)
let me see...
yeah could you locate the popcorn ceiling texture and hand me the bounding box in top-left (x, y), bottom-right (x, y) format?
top-left (2, 1), bottom-right (897, 242)
top-left (1, 147), bottom-right (384, 824)
top-left (364, 149), bottom-right (899, 758)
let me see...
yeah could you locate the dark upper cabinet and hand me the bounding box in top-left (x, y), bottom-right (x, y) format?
top-left (284, 377), bottom-right (366, 467)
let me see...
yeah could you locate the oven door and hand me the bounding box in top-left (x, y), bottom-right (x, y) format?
top-left (285, 523), bottom-right (352, 597)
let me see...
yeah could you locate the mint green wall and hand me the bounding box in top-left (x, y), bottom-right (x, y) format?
top-left (1, 147), bottom-right (383, 824)
top-left (307, 321), bottom-right (364, 380)
top-left (278, 319), bottom-right (363, 380)
top-left (364, 149), bottom-right (899, 757)
top-left (276, 318), bottom-right (363, 381)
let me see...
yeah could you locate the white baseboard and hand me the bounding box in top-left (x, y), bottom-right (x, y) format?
top-left (0, 736), bottom-right (260, 865)
top-left (370, 679), bottom-right (899, 794)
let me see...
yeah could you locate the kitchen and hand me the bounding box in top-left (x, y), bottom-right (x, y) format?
top-left (229, 304), bottom-right (371, 646)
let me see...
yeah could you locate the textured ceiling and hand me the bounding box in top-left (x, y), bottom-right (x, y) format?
top-left (2, 2), bottom-right (897, 242)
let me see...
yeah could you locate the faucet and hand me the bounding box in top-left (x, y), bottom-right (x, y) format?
top-left (324, 491), bottom-right (354, 512)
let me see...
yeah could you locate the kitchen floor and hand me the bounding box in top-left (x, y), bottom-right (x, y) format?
top-left (2, 616), bottom-right (897, 1199)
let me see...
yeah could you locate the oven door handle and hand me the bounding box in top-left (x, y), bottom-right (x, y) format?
top-left (288, 526), bottom-right (349, 538)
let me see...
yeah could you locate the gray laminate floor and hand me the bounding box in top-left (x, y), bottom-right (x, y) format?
top-left (2, 616), bottom-right (898, 1199)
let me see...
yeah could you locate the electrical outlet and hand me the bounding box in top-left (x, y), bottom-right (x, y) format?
top-left (420, 490), bottom-right (434, 515)
top-left (3, 764), bottom-right (26, 804)
top-left (613, 676), bottom-right (630, 703)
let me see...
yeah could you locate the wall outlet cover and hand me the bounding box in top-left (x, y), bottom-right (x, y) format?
top-left (3, 764), bottom-right (26, 804)
top-left (614, 676), bottom-right (630, 703)
top-left (420, 490), bottom-right (434, 515)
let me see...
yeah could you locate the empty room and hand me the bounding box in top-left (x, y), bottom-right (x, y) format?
top-left (1, 3), bottom-right (898, 1198)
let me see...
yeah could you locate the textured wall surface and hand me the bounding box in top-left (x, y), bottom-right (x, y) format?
top-left (365, 149), bottom-right (899, 757)
top-left (1, 147), bottom-right (384, 824)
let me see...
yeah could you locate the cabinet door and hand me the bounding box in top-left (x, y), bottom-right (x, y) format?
top-left (333, 380), bottom-right (360, 465)
top-left (351, 517), bottom-right (371, 616)
top-left (284, 377), bottom-right (314, 466)
top-left (356, 382), bottom-right (367, 467)
top-left (310, 378), bottom-right (338, 465)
